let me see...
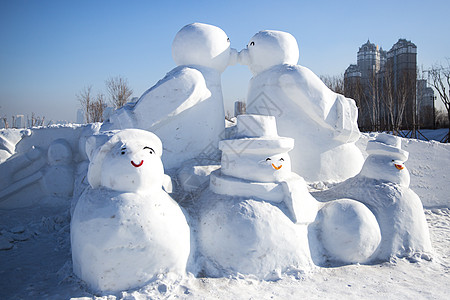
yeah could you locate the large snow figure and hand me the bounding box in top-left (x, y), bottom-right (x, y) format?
top-left (313, 133), bottom-right (432, 261)
top-left (197, 115), bottom-right (318, 279)
top-left (239, 30), bottom-right (364, 182)
top-left (71, 129), bottom-right (191, 293)
top-left (104, 23), bottom-right (238, 169)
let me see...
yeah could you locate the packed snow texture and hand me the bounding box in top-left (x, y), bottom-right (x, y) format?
top-left (240, 30), bottom-right (364, 182)
top-left (71, 129), bottom-right (191, 292)
top-left (103, 23), bottom-right (238, 169)
top-left (314, 199), bottom-right (381, 264)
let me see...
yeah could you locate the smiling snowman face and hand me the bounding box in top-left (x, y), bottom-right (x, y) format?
top-left (221, 152), bottom-right (292, 183)
top-left (87, 129), bottom-right (165, 193)
top-left (259, 153), bottom-right (292, 180)
top-left (360, 155), bottom-right (410, 187)
top-left (101, 140), bottom-right (164, 193)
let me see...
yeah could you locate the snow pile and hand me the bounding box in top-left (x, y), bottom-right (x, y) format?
top-left (314, 133), bottom-right (432, 261)
top-left (240, 30), bottom-right (364, 182)
top-left (104, 23), bottom-right (238, 169)
top-left (197, 115), bottom-right (317, 279)
top-left (71, 129), bottom-right (191, 293)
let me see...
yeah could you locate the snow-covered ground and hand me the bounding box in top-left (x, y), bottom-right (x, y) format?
top-left (0, 133), bottom-right (449, 300)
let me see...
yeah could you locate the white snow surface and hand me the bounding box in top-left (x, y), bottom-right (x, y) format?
top-left (1, 127), bottom-right (448, 299)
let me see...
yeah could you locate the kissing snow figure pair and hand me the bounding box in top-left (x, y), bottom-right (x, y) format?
top-left (103, 22), bottom-right (363, 183)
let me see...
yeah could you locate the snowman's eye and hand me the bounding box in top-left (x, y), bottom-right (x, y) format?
top-left (121, 147), bottom-right (126, 155)
top-left (250, 41), bottom-right (255, 46)
top-left (265, 158), bottom-right (271, 161)
top-left (144, 146), bottom-right (155, 154)
top-left (227, 37), bottom-right (230, 42)
top-left (279, 158), bottom-right (284, 161)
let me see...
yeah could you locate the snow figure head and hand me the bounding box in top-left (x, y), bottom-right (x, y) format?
top-left (239, 30), bottom-right (299, 75)
top-left (360, 133), bottom-right (410, 186)
top-left (219, 114), bottom-right (294, 182)
top-left (87, 129), bottom-right (164, 193)
top-left (172, 23), bottom-right (238, 73)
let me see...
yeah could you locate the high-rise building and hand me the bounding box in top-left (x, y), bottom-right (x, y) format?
top-left (385, 39), bottom-right (417, 128)
top-left (345, 38), bottom-right (419, 131)
top-left (417, 79), bottom-right (435, 128)
top-left (77, 109), bottom-right (85, 124)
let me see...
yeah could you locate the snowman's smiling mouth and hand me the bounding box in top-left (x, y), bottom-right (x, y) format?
top-left (131, 160), bottom-right (144, 168)
top-left (272, 163), bottom-right (282, 170)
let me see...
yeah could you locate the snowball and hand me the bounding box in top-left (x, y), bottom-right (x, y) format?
top-left (172, 23), bottom-right (237, 72)
top-left (317, 199), bottom-right (381, 264)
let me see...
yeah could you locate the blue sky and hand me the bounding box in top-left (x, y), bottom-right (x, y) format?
top-left (1, 0), bottom-right (449, 122)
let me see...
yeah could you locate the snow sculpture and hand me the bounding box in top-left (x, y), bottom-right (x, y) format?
top-left (0, 138), bottom-right (73, 209)
top-left (198, 114), bottom-right (318, 279)
top-left (71, 129), bottom-right (191, 293)
top-left (313, 133), bottom-right (432, 261)
top-left (104, 23), bottom-right (238, 169)
top-left (239, 30), bottom-right (364, 182)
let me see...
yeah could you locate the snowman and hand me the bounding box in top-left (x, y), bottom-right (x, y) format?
top-left (197, 114), bottom-right (318, 279)
top-left (313, 133), bottom-right (432, 261)
top-left (104, 23), bottom-right (238, 169)
top-left (239, 30), bottom-right (364, 182)
top-left (71, 129), bottom-right (191, 293)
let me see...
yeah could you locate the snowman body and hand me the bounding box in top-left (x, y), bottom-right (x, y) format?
top-left (197, 115), bottom-right (318, 279)
top-left (71, 129), bottom-right (190, 293)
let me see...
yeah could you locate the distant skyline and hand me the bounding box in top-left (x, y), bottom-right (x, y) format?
top-left (1, 0), bottom-right (449, 122)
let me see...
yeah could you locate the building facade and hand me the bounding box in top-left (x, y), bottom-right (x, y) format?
top-left (345, 39), bottom-right (420, 132)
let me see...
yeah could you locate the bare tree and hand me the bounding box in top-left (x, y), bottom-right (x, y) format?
top-left (77, 85), bottom-right (94, 123)
top-left (29, 112), bottom-right (45, 127)
top-left (89, 93), bottom-right (107, 123)
top-left (320, 74), bottom-right (345, 94)
top-left (428, 63), bottom-right (450, 142)
top-left (106, 76), bottom-right (133, 109)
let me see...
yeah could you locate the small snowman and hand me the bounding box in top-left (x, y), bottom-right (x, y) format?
top-left (313, 133), bottom-right (432, 261)
top-left (71, 129), bottom-right (191, 293)
top-left (197, 114), bottom-right (318, 279)
top-left (104, 23), bottom-right (238, 169)
top-left (239, 30), bottom-right (364, 182)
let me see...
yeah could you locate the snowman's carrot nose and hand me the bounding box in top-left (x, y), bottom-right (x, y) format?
top-left (131, 160), bottom-right (144, 167)
top-left (394, 163), bottom-right (404, 170)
